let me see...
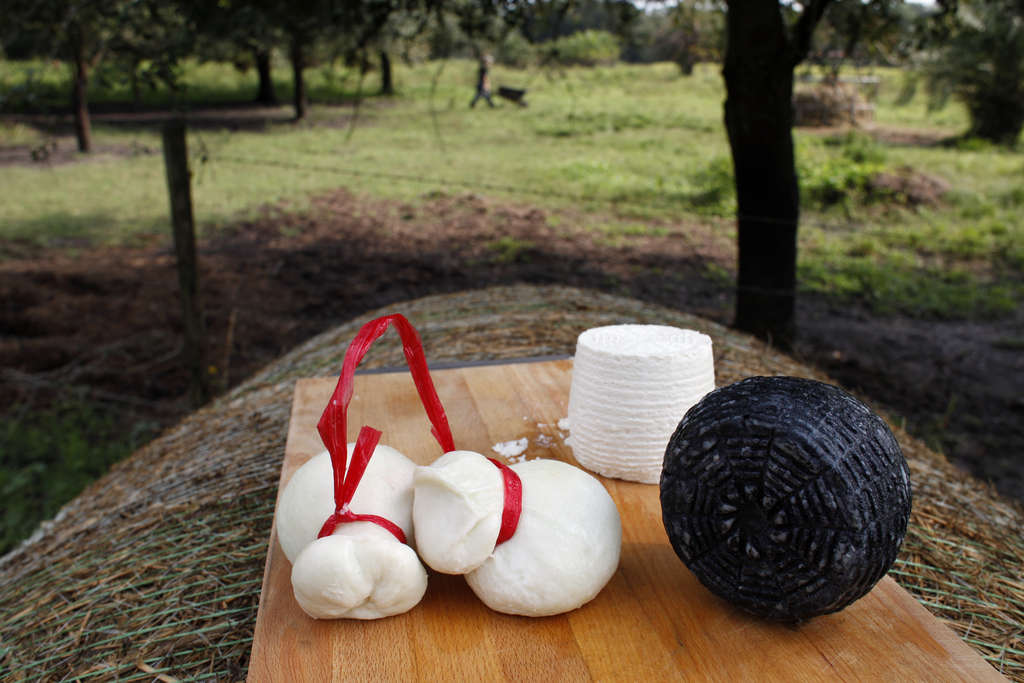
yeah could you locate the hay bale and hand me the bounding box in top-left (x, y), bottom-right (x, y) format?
top-left (0, 285), bottom-right (1020, 680)
top-left (794, 82), bottom-right (874, 127)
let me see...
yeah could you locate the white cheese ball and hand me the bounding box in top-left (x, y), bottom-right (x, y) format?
top-left (465, 459), bottom-right (621, 616)
top-left (412, 450), bottom-right (505, 574)
top-left (414, 453), bottom-right (622, 617)
top-left (277, 444), bottom-right (417, 564)
top-left (291, 522), bottom-right (428, 620)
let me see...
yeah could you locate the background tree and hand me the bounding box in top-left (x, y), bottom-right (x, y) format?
top-left (724, 0), bottom-right (830, 347)
top-left (184, 0), bottom-right (284, 105)
top-left (808, 0), bottom-right (917, 72)
top-left (364, 7), bottom-right (436, 95)
top-left (3, 0), bottom-right (189, 152)
top-left (633, 3), bottom-right (725, 73)
top-left (255, 0), bottom-right (429, 119)
top-left (924, 0), bottom-right (1024, 144)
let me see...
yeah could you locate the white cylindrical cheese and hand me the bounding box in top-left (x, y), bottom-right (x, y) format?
top-left (568, 324), bottom-right (715, 484)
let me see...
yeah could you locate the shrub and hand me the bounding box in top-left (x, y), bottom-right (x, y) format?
top-left (496, 31), bottom-right (536, 68)
top-left (799, 134), bottom-right (887, 207)
top-left (545, 30), bottom-right (620, 67)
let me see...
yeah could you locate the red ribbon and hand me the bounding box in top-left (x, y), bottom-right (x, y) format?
top-left (316, 425), bottom-right (408, 543)
top-left (316, 314), bottom-right (456, 543)
top-left (487, 458), bottom-right (523, 546)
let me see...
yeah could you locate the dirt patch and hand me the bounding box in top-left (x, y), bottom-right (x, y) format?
top-left (1, 187), bottom-right (1021, 502)
top-left (0, 103), bottom-right (305, 168)
top-left (865, 166), bottom-right (951, 206)
top-left (797, 124), bottom-right (961, 151)
top-left (0, 137), bottom-right (161, 167)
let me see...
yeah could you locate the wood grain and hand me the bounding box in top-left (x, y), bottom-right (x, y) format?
top-left (249, 360), bottom-right (1003, 682)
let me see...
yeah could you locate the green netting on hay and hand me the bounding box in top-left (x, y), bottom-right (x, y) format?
top-left (1, 285), bottom-right (1021, 682)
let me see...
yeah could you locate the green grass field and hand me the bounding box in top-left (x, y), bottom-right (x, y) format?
top-left (2, 57), bottom-right (1020, 319)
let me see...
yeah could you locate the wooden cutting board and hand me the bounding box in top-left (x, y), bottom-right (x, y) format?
top-left (249, 359), bottom-right (1002, 681)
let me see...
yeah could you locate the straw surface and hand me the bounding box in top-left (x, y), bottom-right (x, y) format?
top-left (1, 285), bottom-right (1021, 681)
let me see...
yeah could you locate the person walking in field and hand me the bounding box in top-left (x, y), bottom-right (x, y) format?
top-left (470, 55), bottom-right (495, 108)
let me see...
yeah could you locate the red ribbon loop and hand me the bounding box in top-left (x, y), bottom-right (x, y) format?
top-left (487, 458), bottom-right (523, 546)
top-left (316, 314), bottom-right (456, 544)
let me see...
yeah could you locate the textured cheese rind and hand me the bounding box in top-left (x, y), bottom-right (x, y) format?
top-left (412, 450), bottom-right (504, 574)
top-left (464, 459), bottom-right (622, 616)
top-left (290, 523), bottom-right (428, 619)
top-left (277, 445), bottom-right (417, 564)
top-left (568, 324), bottom-right (715, 483)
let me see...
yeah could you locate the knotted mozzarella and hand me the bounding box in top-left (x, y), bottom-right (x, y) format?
top-left (291, 523), bottom-right (427, 620)
top-left (277, 444), bottom-right (417, 563)
top-left (276, 443), bottom-right (425, 620)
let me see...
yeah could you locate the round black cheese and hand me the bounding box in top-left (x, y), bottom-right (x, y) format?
top-left (660, 376), bottom-right (912, 621)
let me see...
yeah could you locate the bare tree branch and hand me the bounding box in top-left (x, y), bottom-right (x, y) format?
top-left (792, 0), bottom-right (833, 64)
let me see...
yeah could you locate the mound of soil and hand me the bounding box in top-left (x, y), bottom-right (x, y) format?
top-left (2, 189), bottom-right (1021, 503)
top-left (866, 166), bottom-right (951, 206)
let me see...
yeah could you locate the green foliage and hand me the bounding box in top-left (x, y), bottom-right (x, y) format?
top-left (0, 397), bottom-right (155, 555)
top-left (495, 31), bottom-right (537, 68)
top-left (687, 156), bottom-right (736, 213)
top-left (629, 4), bottom-right (725, 73)
top-left (0, 60), bottom-right (66, 110)
top-left (798, 251), bottom-right (1019, 318)
top-left (922, 0), bottom-right (1024, 145)
top-left (545, 30), bottom-right (621, 66)
top-left (808, 0), bottom-right (922, 71)
top-left (798, 133), bottom-right (887, 207)
top-left (801, 156), bottom-right (882, 207)
top-left (487, 236), bottom-right (536, 263)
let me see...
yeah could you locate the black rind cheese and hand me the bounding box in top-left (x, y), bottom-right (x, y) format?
top-left (660, 376), bottom-right (912, 622)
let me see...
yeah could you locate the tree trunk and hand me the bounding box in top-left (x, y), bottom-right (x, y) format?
top-left (70, 25), bottom-right (92, 153)
top-left (255, 48), bottom-right (277, 104)
top-left (723, 2), bottom-right (800, 348)
top-left (967, 67), bottom-right (1024, 144)
top-left (380, 50), bottom-right (394, 95)
top-left (290, 36), bottom-right (307, 120)
top-left (130, 60), bottom-right (141, 111)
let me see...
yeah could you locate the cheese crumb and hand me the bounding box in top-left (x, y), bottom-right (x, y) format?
top-left (492, 437), bottom-right (529, 459)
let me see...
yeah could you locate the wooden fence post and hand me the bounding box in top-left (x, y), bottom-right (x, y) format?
top-left (162, 119), bottom-right (210, 408)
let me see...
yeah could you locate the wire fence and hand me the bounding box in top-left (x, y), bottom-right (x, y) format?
top-left (168, 135), bottom-right (1024, 334)
top-left (194, 143), bottom-right (861, 233)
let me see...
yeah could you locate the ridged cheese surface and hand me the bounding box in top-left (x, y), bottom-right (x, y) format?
top-left (568, 324), bottom-right (715, 483)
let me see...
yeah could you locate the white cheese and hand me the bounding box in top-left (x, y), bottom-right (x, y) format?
top-left (276, 443), bottom-right (426, 620)
top-left (568, 324), bottom-right (715, 483)
top-left (413, 453), bottom-right (621, 616)
top-left (291, 522), bottom-right (427, 620)
top-left (412, 450), bottom-right (504, 574)
top-left (465, 459), bottom-right (621, 616)
top-left (277, 445), bottom-right (417, 563)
